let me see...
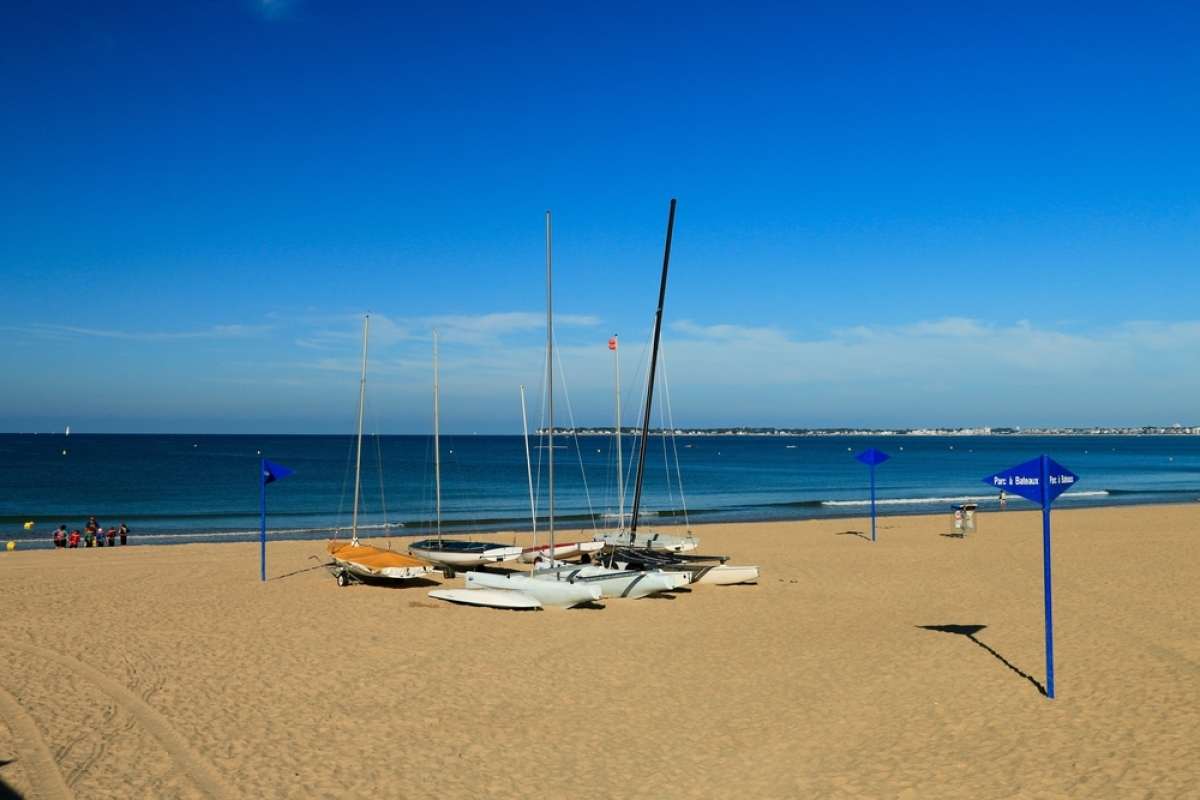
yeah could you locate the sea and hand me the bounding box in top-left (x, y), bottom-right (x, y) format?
top-left (3, 432), bottom-right (1200, 547)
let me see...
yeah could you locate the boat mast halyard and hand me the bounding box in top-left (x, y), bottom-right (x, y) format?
top-left (630, 199), bottom-right (676, 537)
top-left (520, 385), bottom-right (537, 547)
top-left (546, 210), bottom-right (555, 561)
top-left (613, 334), bottom-right (625, 532)
top-left (434, 327), bottom-right (442, 546)
top-left (351, 314), bottom-right (370, 546)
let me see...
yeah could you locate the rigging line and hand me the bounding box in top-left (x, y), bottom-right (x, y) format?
top-left (626, 325), bottom-right (656, 520)
top-left (659, 345), bottom-right (692, 531)
top-left (550, 327), bottom-right (599, 531)
top-left (530, 338), bottom-right (549, 535)
top-left (335, 395), bottom-right (361, 542)
top-left (621, 323), bottom-right (656, 518)
top-left (367, 392), bottom-right (391, 548)
top-left (656, 361), bottom-right (676, 513)
top-left (520, 386), bottom-right (537, 545)
top-left (420, 427), bottom-right (435, 535)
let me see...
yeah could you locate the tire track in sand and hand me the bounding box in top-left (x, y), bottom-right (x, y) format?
top-left (0, 683), bottom-right (73, 800)
top-left (61, 701), bottom-right (115, 790)
top-left (0, 639), bottom-right (241, 800)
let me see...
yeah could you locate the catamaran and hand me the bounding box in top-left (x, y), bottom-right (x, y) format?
top-left (408, 328), bottom-right (523, 577)
top-left (517, 208), bottom-right (686, 600)
top-left (590, 202), bottom-right (758, 585)
top-left (326, 315), bottom-right (437, 586)
top-left (459, 384), bottom-right (604, 608)
top-left (592, 199), bottom-right (698, 555)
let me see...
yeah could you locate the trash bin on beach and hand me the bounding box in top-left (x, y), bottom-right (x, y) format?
top-left (952, 504), bottom-right (977, 534)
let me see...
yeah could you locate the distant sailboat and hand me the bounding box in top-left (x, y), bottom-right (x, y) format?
top-left (65, 426), bottom-right (70, 436)
top-left (326, 315), bottom-right (437, 586)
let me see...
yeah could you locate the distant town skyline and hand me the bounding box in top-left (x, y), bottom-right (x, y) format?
top-left (3, 2), bottom-right (1199, 434)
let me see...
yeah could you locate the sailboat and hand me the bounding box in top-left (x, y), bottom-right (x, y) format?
top-left (408, 328), bottom-right (523, 577)
top-left (514, 209), bottom-right (685, 599)
top-left (591, 203), bottom-right (759, 586)
top-left (326, 315), bottom-right (437, 586)
top-left (458, 214), bottom-right (607, 609)
top-left (593, 199), bottom-right (699, 555)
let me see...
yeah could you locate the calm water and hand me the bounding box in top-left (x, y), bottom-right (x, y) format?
top-left (3, 433), bottom-right (1200, 547)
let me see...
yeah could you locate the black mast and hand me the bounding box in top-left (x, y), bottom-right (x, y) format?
top-left (629, 198), bottom-right (676, 536)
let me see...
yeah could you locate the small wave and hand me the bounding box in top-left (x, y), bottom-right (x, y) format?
top-left (1102, 488), bottom-right (1198, 497)
top-left (821, 490), bottom-right (1110, 507)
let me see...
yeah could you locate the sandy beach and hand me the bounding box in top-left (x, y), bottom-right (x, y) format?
top-left (2, 504), bottom-right (1199, 798)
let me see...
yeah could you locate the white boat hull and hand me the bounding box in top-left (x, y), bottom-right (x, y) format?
top-left (334, 559), bottom-right (434, 581)
top-left (670, 564), bottom-right (760, 585)
top-left (464, 571), bottom-right (601, 608)
top-left (519, 540), bottom-right (604, 563)
top-left (407, 543), bottom-right (524, 567)
top-left (593, 530), bottom-right (699, 553)
top-left (532, 563), bottom-right (686, 599)
top-left (428, 588), bottom-right (541, 609)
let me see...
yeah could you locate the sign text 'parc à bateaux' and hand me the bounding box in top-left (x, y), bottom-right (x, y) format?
top-left (983, 456), bottom-right (1078, 507)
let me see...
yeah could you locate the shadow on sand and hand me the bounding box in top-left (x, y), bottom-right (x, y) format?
top-left (835, 530), bottom-right (871, 541)
top-left (0, 760), bottom-right (23, 800)
top-left (919, 624), bottom-right (1048, 697)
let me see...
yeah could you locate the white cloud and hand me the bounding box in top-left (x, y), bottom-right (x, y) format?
top-left (10, 310), bottom-right (1200, 432)
top-left (665, 317), bottom-right (1200, 385)
top-left (12, 323), bottom-right (274, 341)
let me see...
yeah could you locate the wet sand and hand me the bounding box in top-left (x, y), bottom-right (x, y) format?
top-left (2, 504), bottom-right (1199, 798)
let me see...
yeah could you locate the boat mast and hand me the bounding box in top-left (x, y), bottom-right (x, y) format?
top-left (613, 334), bottom-right (625, 531)
top-left (629, 199), bottom-right (676, 536)
top-left (434, 327), bottom-right (442, 545)
top-left (351, 314), bottom-right (369, 546)
top-left (545, 210), bottom-right (554, 559)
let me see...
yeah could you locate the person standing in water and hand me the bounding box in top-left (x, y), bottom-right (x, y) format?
top-left (119, 522), bottom-right (129, 546)
top-left (999, 489), bottom-right (1007, 509)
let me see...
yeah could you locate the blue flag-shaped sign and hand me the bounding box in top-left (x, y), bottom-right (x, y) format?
top-left (262, 460), bottom-right (295, 486)
top-left (854, 448), bottom-right (891, 467)
top-left (983, 456), bottom-right (1078, 507)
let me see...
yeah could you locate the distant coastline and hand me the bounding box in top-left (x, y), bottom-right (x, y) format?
top-left (539, 425), bottom-right (1200, 436)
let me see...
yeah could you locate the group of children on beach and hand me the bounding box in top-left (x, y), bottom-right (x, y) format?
top-left (52, 517), bottom-right (129, 549)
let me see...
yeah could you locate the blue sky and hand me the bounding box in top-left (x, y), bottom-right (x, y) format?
top-left (2, 1), bottom-right (1198, 433)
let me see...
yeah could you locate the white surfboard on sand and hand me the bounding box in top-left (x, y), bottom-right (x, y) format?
top-left (428, 588), bottom-right (542, 610)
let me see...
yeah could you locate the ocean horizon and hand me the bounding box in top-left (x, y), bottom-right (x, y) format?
top-left (3, 432), bottom-right (1199, 547)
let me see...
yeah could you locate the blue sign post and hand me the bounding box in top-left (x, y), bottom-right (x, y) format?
top-left (982, 455), bottom-right (1078, 699)
top-left (854, 448), bottom-right (891, 542)
top-left (261, 460), bottom-right (295, 582)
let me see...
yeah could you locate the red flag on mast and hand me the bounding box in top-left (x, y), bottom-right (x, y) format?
top-left (608, 337), bottom-right (617, 350)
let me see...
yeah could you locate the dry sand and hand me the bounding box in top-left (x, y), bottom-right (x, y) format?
top-left (2, 504), bottom-right (1200, 799)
